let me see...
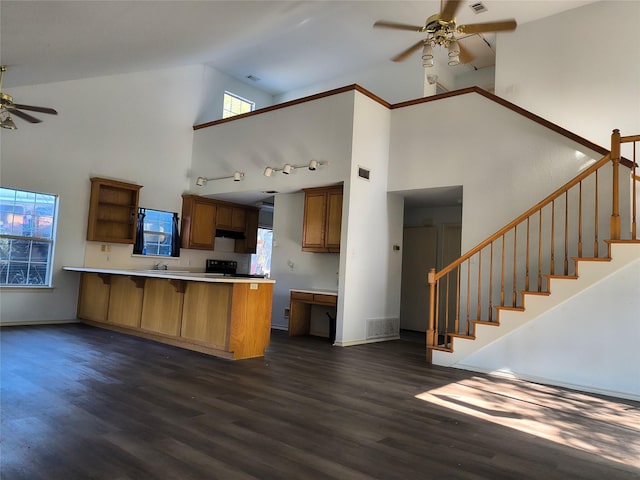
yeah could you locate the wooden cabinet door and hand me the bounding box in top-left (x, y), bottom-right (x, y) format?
top-left (302, 191), bottom-right (327, 251)
top-left (181, 283), bottom-right (232, 348)
top-left (182, 196), bottom-right (216, 250)
top-left (216, 204), bottom-right (233, 229)
top-left (77, 273), bottom-right (110, 322)
top-left (107, 276), bottom-right (144, 328)
top-left (140, 278), bottom-right (184, 336)
top-left (325, 189), bottom-right (343, 252)
top-left (190, 201), bottom-right (216, 248)
top-left (235, 208), bottom-right (259, 254)
top-left (231, 207), bottom-right (246, 231)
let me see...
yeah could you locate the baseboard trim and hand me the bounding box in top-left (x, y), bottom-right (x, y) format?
top-left (454, 363), bottom-right (640, 402)
top-left (335, 335), bottom-right (400, 347)
top-left (0, 319), bottom-right (80, 327)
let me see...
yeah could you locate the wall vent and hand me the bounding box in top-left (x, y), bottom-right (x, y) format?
top-left (469, 2), bottom-right (487, 14)
top-left (366, 318), bottom-right (399, 339)
top-left (358, 166), bottom-right (371, 181)
top-left (246, 74), bottom-right (261, 82)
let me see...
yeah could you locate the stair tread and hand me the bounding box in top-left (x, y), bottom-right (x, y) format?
top-left (521, 290), bottom-right (550, 296)
top-left (473, 320), bottom-right (501, 325)
top-left (546, 274), bottom-right (579, 280)
top-left (605, 239), bottom-right (640, 244)
top-left (429, 345), bottom-right (453, 353)
top-left (572, 257), bottom-right (611, 262)
top-left (496, 306), bottom-right (525, 312)
top-left (449, 333), bottom-right (475, 339)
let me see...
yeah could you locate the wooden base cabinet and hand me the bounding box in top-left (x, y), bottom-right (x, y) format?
top-left (107, 276), bottom-right (144, 328)
top-left (181, 283), bottom-right (232, 349)
top-left (78, 273), bottom-right (111, 322)
top-left (140, 278), bottom-right (185, 337)
top-left (76, 272), bottom-right (273, 360)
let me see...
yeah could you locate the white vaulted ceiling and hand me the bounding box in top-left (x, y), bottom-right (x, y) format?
top-left (1, 1), bottom-right (596, 93)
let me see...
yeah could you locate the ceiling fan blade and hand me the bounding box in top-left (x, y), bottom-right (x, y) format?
top-left (391, 40), bottom-right (425, 62)
top-left (440, 0), bottom-right (463, 22)
top-left (458, 42), bottom-right (474, 64)
top-left (10, 103), bottom-right (58, 115)
top-left (374, 20), bottom-right (424, 32)
top-left (10, 108), bottom-right (42, 124)
top-left (457, 19), bottom-right (517, 35)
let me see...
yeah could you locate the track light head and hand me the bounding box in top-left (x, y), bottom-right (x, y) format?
top-left (282, 164), bottom-right (293, 174)
top-left (263, 166), bottom-right (273, 177)
top-left (195, 177), bottom-right (206, 187)
top-left (308, 159), bottom-right (318, 171)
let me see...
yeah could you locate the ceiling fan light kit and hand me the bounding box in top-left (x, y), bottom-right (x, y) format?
top-left (0, 65), bottom-right (58, 129)
top-left (374, 0), bottom-right (516, 68)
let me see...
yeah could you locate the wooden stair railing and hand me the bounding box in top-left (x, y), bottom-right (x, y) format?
top-left (427, 129), bottom-right (639, 359)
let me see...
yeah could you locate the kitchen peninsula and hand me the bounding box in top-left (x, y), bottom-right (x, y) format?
top-left (64, 267), bottom-right (274, 360)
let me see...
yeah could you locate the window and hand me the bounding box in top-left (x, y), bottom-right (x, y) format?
top-left (223, 91), bottom-right (255, 119)
top-left (250, 228), bottom-right (273, 277)
top-left (134, 208), bottom-right (178, 257)
top-left (0, 187), bottom-right (58, 287)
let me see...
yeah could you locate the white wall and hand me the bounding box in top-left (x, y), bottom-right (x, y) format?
top-left (388, 92), bottom-right (604, 252)
top-left (459, 258), bottom-right (640, 401)
top-left (0, 64), bottom-right (273, 324)
top-left (495, 1), bottom-right (640, 151)
top-left (196, 66), bottom-right (274, 125)
top-left (338, 92), bottom-right (403, 345)
top-left (191, 91), bottom-right (354, 195)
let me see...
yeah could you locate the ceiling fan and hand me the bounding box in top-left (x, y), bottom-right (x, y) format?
top-left (0, 65), bottom-right (58, 130)
top-left (374, 0), bottom-right (516, 66)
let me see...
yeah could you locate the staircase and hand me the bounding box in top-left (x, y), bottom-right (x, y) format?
top-left (427, 130), bottom-right (639, 382)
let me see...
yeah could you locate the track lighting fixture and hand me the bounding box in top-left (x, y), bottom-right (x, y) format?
top-left (263, 160), bottom-right (327, 177)
top-left (195, 172), bottom-right (244, 186)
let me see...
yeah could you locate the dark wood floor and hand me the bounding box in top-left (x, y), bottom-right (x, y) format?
top-left (1, 324), bottom-right (639, 480)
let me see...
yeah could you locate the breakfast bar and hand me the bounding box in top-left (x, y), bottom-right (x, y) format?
top-left (64, 267), bottom-right (275, 360)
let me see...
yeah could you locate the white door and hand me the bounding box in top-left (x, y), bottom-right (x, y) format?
top-left (400, 226), bottom-right (437, 332)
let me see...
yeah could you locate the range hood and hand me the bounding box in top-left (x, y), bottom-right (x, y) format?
top-left (215, 228), bottom-right (246, 240)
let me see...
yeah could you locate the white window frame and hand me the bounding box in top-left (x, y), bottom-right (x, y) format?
top-left (223, 91), bottom-right (255, 119)
top-left (140, 208), bottom-right (176, 257)
top-left (0, 187), bottom-right (58, 288)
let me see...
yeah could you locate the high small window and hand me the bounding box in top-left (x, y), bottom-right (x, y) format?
top-left (134, 208), bottom-right (179, 257)
top-left (0, 187), bottom-right (58, 287)
top-left (223, 91), bottom-right (255, 119)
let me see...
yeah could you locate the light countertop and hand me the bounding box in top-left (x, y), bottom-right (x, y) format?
top-left (63, 266), bottom-right (275, 284)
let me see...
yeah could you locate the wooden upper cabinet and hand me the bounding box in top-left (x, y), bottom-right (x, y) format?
top-left (216, 204), bottom-right (246, 232)
top-left (234, 208), bottom-right (259, 254)
top-left (87, 177), bottom-right (142, 244)
top-left (181, 195), bottom-right (217, 250)
top-left (302, 184), bottom-right (343, 253)
top-left (181, 195), bottom-right (259, 252)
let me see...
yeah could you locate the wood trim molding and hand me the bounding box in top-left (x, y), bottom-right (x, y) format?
top-left (193, 83), bottom-right (631, 168)
top-left (193, 84), bottom-right (390, 131)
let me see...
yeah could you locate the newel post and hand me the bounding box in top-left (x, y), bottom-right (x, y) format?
top-left (610, 129), bottom-right (621, 240)
top-left (426, 268), bottom-right (436, 363)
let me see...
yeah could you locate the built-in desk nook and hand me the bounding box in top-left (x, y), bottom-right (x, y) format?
top-left (288, 289), bottom-right (338, 340)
